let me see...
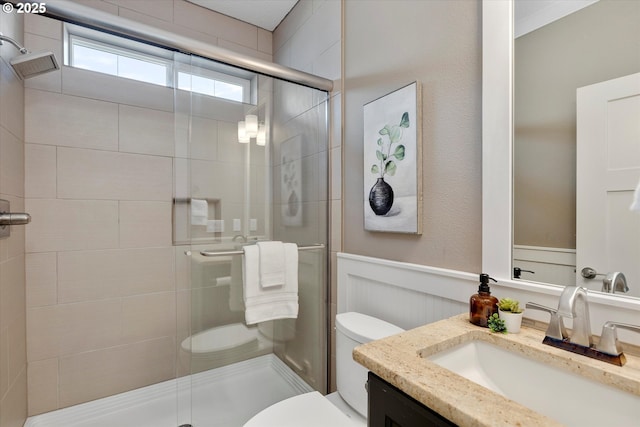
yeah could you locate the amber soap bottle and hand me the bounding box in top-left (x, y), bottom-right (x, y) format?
top-left (469, 273), bottom-right (499, 327)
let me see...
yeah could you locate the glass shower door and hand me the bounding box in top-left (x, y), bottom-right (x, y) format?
top-left (173, 52), bottom-right (329, 426)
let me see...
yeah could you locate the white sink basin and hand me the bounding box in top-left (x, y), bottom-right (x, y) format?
top-left (428, 340), bottom-right (639, 426)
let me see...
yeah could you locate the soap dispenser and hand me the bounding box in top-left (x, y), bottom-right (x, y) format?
top-left (469, 274), bottom-right (499, 327)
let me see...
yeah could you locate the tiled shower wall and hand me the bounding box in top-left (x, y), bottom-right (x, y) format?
top-left (0, 9), bottom-right (27, 427)
top-left (23, 1), bottom-right (273, 415)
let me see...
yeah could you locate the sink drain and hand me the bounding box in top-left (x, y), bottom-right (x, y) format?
top-left (178, 425), bottom-right (193, 427)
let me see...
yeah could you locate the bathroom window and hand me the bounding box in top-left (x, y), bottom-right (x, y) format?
top-left (65, 23), bottom-right (252, 103)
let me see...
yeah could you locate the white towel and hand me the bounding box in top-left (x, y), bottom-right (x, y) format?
top-left (256, 241), bottom-right (286, 288)
top-left (242, 243), bottom-right (298, 325)
top-left (631, 180), bottom-right (640, 212)
top-left (191, 199), bottom-right (208, 225)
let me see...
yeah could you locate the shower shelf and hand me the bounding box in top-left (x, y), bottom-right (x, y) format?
top-left (200, 243), bottom-right (325, 257)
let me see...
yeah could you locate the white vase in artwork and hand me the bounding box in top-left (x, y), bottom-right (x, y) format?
top-left (499, 309), bottom-right (524, 334)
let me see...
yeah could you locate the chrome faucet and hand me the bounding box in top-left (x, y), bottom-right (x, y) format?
top-left (232, 234), bottom-right (247, 243)
top-left (597, 322), bottom-right (640, 356)
top-left (602, 272), bottom-right (629, 294)
top-left (525, 302), bottom-right (567, 341)
top-left (528, 287), bottom-right (635, 366)
top-left (557, 286), bottom-right (592, 347)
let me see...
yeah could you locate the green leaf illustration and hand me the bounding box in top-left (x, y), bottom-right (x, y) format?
top-left (385, 161), bottom-right (397, 176)
top-left (376, 150), bottom-right (386, 161)
top-left (399, 112), bottom-right (410, 128)
top-left (393, 144), bottom-right (405, 160)
top-left (371, 164), bottom-right (379, 174)
top-left (377, 137), bottom-right (383, 146)
top-left (379, 126), bottom-right (390, 135)
top-left (388, 125), bottom-right (402, 143)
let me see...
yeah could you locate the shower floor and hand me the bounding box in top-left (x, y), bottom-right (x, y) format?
top-left (24, 354), bottom-right (313, 427)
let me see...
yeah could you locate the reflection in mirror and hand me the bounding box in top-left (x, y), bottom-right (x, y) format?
top-left (512, 0), bottom-right (640, 297)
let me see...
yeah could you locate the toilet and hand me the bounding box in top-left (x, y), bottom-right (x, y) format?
top-left (243, 312), bottom-right (404, 427)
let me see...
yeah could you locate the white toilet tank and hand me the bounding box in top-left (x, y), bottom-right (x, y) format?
top-left (335, 312), bottom-right (404, 417)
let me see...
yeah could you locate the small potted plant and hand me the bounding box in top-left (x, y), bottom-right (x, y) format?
top-left (497, 298), bottom-right (524, 333)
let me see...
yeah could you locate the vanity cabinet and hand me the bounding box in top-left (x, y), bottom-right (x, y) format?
top-left (368, 372), bottom-right (457, 427)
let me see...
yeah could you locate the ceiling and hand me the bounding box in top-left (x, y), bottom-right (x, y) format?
top-left (187, 0), bottom-right (298, 31)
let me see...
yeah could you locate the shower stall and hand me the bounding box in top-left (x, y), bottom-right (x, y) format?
top-left (23, 3), bottom-right (330, 427)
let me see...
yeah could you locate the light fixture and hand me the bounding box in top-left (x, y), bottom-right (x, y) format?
top-left (238, 114), bottom-right (265, 144)
top-left (237, 121), bottom-right (250, 143)
top-left (256, 124), bottom-right (266, 146)
top-left (245, 114), bottom-right (258, 137)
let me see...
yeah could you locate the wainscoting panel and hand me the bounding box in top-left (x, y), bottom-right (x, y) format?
top-left (337, 253), bottom-right (472, 330)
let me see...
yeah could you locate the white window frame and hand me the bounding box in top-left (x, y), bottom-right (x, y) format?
top-left (64, 23), bottom-right (254, 104)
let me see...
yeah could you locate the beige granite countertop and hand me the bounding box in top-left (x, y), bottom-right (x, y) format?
top-left (353, 313), bottom-right (640, 427)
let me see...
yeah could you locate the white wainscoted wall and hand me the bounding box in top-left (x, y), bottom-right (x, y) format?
top-left (512, 245), bottom-right (576, 286)
top-left (337, 252), bottom-right (640, 347)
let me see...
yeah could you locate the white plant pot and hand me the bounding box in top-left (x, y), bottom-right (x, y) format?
top-left (499, 309), bottom-right (524, 334)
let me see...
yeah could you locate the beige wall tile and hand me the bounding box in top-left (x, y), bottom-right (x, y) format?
top-left (190, 116), bottom-right (218, 161)
top-left (57, 147), bottom-right (173, 201)
top-left (0, 195), bottom-right (25, 262)
top-left (121, 292), bottom-right (176, 343)
top-left (25, 199), bottom-right (119, 253)
top-left (119, 201), bottom-right (172, 248)
top-left (107, 0), bottom-right (174, 22)
top-left (27, 299), bottom-right (122, 361)
top-left (25, 252), bottom-right (57, 308)
top-left (173, 0), bottom-right (258, 50)
top-left (23, 33), bottom-right (62, 93)
top-left (25, 89), bottom-right (118, 150)
top-left (7, 315), bottom-right (26, 387)
top-left (58, 248), bottom-right (175, 303)
top-left (0, 60), bottom-right (24, 141)
top-left (257, 28), bottom-right (273, 55)
top-left (0, 256), bottom-right (26, 329)
top-left (62, 67), bottom-right (174, 113)
top-left (119, 105), bottom-right (175, 157)
top-left (116, 7), bottom-right (219, 50)
top-left (27, 358), bottom-right (59, 416)
top-left (190, 159), bottom-right (244, 203)
top-left (0, 327), bottom-right (7, 398)
top-left (174, 246), bottom-right (190, 291)
top-left (0, 127), bottom-right (24, 198)
top-left (25, 144), bottom-right (56, 199)
top-left (217, 39), bottom-right (272, 62)
top-left (0, 368), bottom-right (27, 427)
top-left (25, 13), bottom-right (62, 39)
top-left (58, 337), bottom-right (175, 407)
top-left (70, 0), bottom-right (119, 14)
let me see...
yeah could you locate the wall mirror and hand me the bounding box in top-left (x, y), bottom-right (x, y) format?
top-left (482, 0), bottom-right (640, 301)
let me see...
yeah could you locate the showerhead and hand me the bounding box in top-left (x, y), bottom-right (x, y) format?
top-left (0, 32), bottom-right (60, 79)
top-left (10, 51), bottom-right (59, 79)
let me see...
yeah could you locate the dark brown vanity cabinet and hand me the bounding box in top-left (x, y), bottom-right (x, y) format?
top-left (368, 372), bottom-right (458, 427)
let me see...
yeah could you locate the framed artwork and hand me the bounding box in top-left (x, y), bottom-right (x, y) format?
top-left (363, 81), bottom-right (422, 234)
top-left (281, 135), bottom-right (303, 226)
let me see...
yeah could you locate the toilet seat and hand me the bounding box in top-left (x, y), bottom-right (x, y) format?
top-left (243, 391), bottom-right (359, 427)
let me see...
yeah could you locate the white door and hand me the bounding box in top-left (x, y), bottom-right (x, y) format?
top-left (576, 72), bottom-right (640, 297)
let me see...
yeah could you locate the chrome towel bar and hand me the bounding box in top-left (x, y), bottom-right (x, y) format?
top-left (200, 243), bottom-right (325, 257)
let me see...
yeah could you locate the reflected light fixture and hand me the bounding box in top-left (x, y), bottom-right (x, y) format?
top-left (245, 114), bottom-right (258, 137)
top-left (237, 121), bottom-right (250, 143)
top-left (238, 114), bottom-right (265, 144)
top-left (256, 124), bottom-right (266, 146)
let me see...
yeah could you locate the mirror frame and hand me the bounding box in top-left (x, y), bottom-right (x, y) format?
top-left (480, 0), bottom-right (640, 313)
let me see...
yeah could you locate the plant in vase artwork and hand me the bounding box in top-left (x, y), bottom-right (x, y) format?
top-left (497, 298), bottom-right (524, 333)
top-left (368, 112), bottom-right (409, 215)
